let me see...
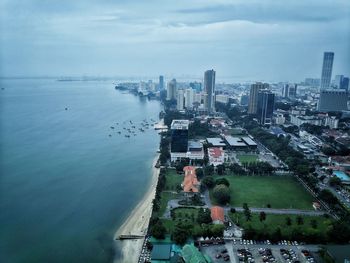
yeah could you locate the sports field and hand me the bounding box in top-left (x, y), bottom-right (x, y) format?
top-left (211, 175), bottom-right (315, 210)
top-left (164, 169), bottom-right (183, 191)
top-left (237, 154), bottom-right (259, 163)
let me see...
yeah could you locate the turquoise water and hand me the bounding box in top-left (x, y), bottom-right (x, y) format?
top-left (0, 79), bottom-right (162, 263)
top-left (333, 170), bottom-right (350, 181)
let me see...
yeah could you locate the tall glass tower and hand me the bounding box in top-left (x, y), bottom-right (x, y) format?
top-left (204, 69), bottom-right (216, 112)
top-left (320, 52), bottom-right (334, 90)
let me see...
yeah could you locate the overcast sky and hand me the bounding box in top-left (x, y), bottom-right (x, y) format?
top-left (1, 0), bottom-right (349, 82)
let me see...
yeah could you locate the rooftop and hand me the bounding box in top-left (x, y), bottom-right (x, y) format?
top-left (241, 136), bottom-right (257, 146)
top-left (208, 147), bottom-right (224, 158)
top-left (211, 206), bottom-right (225, 223)
top-left (225, 136), bottom-right (247, 147)
top-left (206, 137), bottom-right (226, 147)
top-left (183, 166), bottom-right (199, 193)
top-left (171, 120), bottom-right (190, 130)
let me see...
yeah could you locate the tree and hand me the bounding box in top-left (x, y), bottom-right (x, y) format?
top-left (216, 164), bottom-right (225, 175)
top-left (210, 224), bottom-right (225, 237)
top-left (285, 217), bottom-right (292, 226)
top-left (243, 203), bottom-right (252, 221)
top-left (195, 168), bottom-right (204, 179)
top-left (197, 208), bottom-right (212, 224)
top-left (213, 184), bottom-right (231, 205)
top-left (296, 216), bottom-right (304, 225)
top-left (215, 178), bottom-right (230, 187)
top-left (310, 219), bottom-right (318, 229)
top-left (201, 176), bottom-right (215, 189)
top-left (329, 177), bottom-right (342, 187)
top-left (259, 212), bottom-right (266, 223)
top-left (173, 222), bottom-right (192, 245)
top-left (230, 208), bottom-right (236, 214)
top-left (204, 165), bottom-right (214, 176)
top-left (151, 222), bottom-right (166, 239)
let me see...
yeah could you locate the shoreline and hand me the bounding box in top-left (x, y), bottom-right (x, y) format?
top-left (113, 153), bottom-right (160, 263)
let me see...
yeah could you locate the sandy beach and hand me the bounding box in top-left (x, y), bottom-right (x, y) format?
top-left (114, 154), bottom-right (160, 263)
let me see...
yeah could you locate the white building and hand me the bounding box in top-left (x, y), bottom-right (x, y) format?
top-left (275, 113), bottom-right (286, 125)
top-left (208, 147), bottom-right (225, 166)
top-left (324, 116), bottom-right (339, 129)
top-left (185, 88), bottom-right (194, 109)
top-left (177, 89), bottom-right (184, 111)
top-left (216, 94), bottom-right (229, 104)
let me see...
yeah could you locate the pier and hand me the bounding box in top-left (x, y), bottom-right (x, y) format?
top-left (116, 234), bottom-right (145, 240)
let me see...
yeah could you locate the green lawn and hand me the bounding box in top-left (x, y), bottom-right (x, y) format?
top-left (237, 154), bottom-right (259, 164)
top-left (164, 169), bottom-right (183, 191)
top-left (161, 208), bottom-right (200, 233)
top-left (229, 212), bottom-right (333, 238)
top-left (158, 192), bottom-right (179, 216)
top-left (211, 175), bottom-right (315, 210)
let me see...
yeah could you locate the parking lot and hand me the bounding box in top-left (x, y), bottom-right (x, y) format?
top-left (200, 239), bottom-right (319, 263)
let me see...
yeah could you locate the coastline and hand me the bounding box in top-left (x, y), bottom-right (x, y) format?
top-left (113, 153), bottom-right (160, 263)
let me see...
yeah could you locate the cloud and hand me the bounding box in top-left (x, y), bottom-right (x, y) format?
top-left (0, 0), bottom-right (349, 81)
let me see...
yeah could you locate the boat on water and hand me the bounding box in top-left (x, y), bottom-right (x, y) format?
top-left (125, 135), bottom-right (130, 138)
top-left (110, 126), bottom-right (114, 129)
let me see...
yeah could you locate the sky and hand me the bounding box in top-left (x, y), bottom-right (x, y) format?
top-left (1, 0), bottom-right (350, 82)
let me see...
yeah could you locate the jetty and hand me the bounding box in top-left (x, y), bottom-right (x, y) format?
top-left (116, 234), bottom-right (145, 240)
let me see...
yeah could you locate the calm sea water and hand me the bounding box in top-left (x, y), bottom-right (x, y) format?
top-left (0, 79), bottom-right (162, 263)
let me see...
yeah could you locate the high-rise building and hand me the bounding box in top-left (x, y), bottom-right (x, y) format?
top-left (318, 90), bottom-right (348, 112)
top-left (167, 79), bottom-right (177, 100)
top-left (185, 88), bottom-right (194, 109)
top-left (288, 84), bottom-right (297, 98)
top-left (177, 89), bottom-right (184, 111)
top-left (334, 75), bottom-right (343, 88)
top-left (240, 94), bottom-right (249, 106)
top-left (189, 82), bottom-right (202, 92)
top-left (257, 90), bottom-right (275, 125)
top-left (204, 69), bottom-right (216, 112)
top-left (170, 120), bottom-right (189, 161)
top-left (340, 77), bottom-right (349, 92)
top-left (248, 82), bottom-right (269, 114)
top-left (320, 52), bottom-right (334, 90)
top-left (159, 75), bottom-right (164, 90)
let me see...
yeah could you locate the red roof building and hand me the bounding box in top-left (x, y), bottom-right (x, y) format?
top-left (211, 206), bottom-right (225, 224)
top-left (182, 166), bottom-right (199, 193)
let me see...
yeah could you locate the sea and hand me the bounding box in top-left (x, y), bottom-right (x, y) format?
top-left (0, 78), bottom-right (162, 263)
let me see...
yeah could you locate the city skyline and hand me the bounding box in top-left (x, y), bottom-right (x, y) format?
top-left (1, 0), bottom-right (350, 81)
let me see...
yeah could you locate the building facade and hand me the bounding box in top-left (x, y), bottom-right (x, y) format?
top-left (177, 89), bottom-right (184, 111)
top-left (248, 82), bottom-right (269, 114)
top-left (170, 120), bottom-right (189, 161)
top-left (257, 90), bottom-right (275, 125)
top-left (318, 90), bottom-right (348, 112)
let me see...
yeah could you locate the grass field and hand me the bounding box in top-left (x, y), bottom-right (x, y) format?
top-left (211, 175), bottom-right (315, 210)
top-left (229, 212), bottom-right (333, 237)
top-left (164, 169), bottom-right (183, 191)
top-left (237, 154), bottom-right (259, 164)
top-left (158, 192), bottom-right (179, 216)
top-left (161, 207), bottom-right (200, 233)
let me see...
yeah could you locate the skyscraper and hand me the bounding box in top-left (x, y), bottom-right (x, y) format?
top-left (177, 89), bottom-right (184, 111)
top-left (185, 88), bottom-right (194, 109)
top-left (340, 77), bottom-right (349, 92)
top-left (167, 79), bottom-right (177, 100)
top-left (248, 82), bottom-right (269, 114)
top-left (159, 75), bottom-right (164, 90)
top-left (257, 90), bottom-right (275, 125)
top-left (320, 52), bottom-right (334, 90)
top-left (204, 69), bottom-right (216, 112)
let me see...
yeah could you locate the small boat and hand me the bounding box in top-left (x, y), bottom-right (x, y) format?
top-left (117, 131), bottom-right (121, 134)
top-left (109, 134), bottom-right (112, 137)
top-left (65, 107), bottom-right (68, 110)
top-left (125, 135), bottom-right (130, 138)
top-left (110, 126), bottom-right (114, 129)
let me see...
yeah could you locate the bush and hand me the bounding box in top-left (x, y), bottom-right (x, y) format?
top-left (213, 184), bottom-right (231, 205)
top-left (215, 178), bottom-right (230, 187)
